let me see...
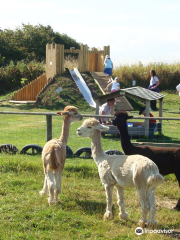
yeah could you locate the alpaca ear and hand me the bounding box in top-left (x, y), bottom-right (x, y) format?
top-left (96, 124), bottom-right (109, 132)
top-left (56, 111), bottom-right (63, 115)
top-left (56, 111), bottom-right (70, 116)
top-left (62, 111), bottom-right (70, 116)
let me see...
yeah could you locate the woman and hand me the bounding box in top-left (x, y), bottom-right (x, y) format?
top-left (103, 55), bottom-right (113, 82)
top-left (99, 98), bottom-right (115, 125)
top-left (148, 70), bottom-right (160, 110)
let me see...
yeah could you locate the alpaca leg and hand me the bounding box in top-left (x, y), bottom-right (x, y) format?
top-left (147, 188), bottom-right (157, 229)
top-left (54, 169), bottom-right (62, 204)
top-left (116, 186), bottom-right (128, 219)
top-left (103, 185), bottom-right (113, 220)
top-left (47, 170), bottom-right (55, 206)
top-left (39, 174), bottom-right (48, 196)
top-left (137, 189), bottom-right (149, 228)
top-left (174, 172), bottom-right (180, 210)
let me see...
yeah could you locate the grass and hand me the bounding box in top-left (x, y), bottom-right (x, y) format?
top-left (0, 154), bottom-right (179, 239)
top-left (0, 75), bottom-right (180, 239)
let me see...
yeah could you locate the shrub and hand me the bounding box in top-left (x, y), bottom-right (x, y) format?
top-left (0, 60), bottom-right (45, 94)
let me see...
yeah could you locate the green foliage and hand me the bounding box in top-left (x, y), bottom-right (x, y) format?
top-left (0, 24), bottom-right (80, 65)
top-left (0, 60), bottom-right (45, 94)
top-left (0, 54), bottom-right (5, 65)
top-left (113, 61), bottom-right (180, 90)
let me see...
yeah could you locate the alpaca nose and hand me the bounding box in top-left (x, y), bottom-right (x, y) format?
top-left (76, 128), bottom-right (82, 135)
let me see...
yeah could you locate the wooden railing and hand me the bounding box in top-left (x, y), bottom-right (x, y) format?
top-left (0, 111), bottom-right (180, 142)
top-left (13, 74), bottom-right (48, 101)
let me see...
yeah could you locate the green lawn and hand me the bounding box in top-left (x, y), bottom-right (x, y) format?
top-left (0, 92), bottom-right (180, 239)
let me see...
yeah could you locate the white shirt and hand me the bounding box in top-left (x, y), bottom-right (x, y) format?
top-left (176, 84), bottom-right (180, 96)
top-left (150, 76), bottom-right (159, 85)
top-left (99, 102), bottom-right (111, 121)
top-left (111, 81), bottom-right (120, 90)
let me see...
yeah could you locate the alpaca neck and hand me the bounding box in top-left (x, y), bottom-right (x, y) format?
top-left (91, 130), bottom-right (105, 165)
top-left (117, 122), bottom-right (135, 154)
top-left (59, 117), bottom-right (71, 144)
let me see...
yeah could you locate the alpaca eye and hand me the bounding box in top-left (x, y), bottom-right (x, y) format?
top-left (87, 127), bottom-right (92, 129)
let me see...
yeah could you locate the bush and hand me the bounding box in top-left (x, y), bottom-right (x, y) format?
top-left (0, 60), bottom-right (45, 94)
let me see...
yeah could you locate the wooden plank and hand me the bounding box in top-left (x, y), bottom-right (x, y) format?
top-left (61, 44), bottom-right (64, 74)
top-left (90, 72), bottom-right (133, 111)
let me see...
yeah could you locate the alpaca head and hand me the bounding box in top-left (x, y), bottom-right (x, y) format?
top-left (57, 106), bottom-right (83, 122)
top-left (77, 118), bottom-right (109, 138)
top-left (112, 111), bottom-right (133, 127)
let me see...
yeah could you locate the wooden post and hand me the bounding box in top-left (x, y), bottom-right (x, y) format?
top-left (145, 100), bottom-right (150, 137)
top-left (46, 115), bottom-right (52, 141)
top-left (159, 99), bottom-right (163, 133)
top-left (95, 99), bottom-right (100, 118)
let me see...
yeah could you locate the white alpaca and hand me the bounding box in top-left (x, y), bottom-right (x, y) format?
top-left (76, 118), bottom-right (164, 228)
top-left (39, 106), bottom-right (83, 206)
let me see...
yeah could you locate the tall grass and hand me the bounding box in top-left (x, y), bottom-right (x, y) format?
top-left (113, 61), bottom-right (180, 90)
top-left (64, 55), bottom-right (78, 70)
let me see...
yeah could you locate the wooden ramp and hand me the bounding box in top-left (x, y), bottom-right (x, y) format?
top-left (90, 72), bottom-right (133, 111)
top-left (13, 74), bottom-right (51, 102)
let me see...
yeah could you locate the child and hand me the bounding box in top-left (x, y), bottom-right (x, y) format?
top-left (139, 107), bottom-right (156, 140)
top-left (103, 55), bottom-right (113, 82)
top-left (105, 77), bottom-right (120, 104)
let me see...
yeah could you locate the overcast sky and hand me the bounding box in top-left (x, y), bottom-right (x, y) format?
top-left (1, 0), bottom-right (180, 66)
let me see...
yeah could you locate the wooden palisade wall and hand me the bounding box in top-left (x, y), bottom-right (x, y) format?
top-left (46, 43), bottom-right (64, 79)
top-left (88, 45), bottom-right (110, 72)
top-left (46, 43), bottom-right (110, 77)
top-left (13, 74), bottom-right (47, 101)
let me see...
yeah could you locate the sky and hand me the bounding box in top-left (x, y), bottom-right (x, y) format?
top-left (1, 0), bottom-right (180, 66)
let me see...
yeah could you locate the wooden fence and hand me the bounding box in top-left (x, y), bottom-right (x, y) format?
top-left (46, 44), bottom-right (64, 80)
top-left (13, 74), bottom-right (48, 101)
top-left (46, 44), bottom-right (110, 79)
top-left (0, 111), bottom-right (180, 143)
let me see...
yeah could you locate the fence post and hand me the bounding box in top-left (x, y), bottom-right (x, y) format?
top-left (145, 100), bottom-right (150, 137)
top-left (159, 99), bottom-right (163, 133)
top-left (46, 115), bottom-right (52, 141)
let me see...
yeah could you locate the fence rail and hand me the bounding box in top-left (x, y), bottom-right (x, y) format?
top-left (0, 111), bottom-right (180, 142)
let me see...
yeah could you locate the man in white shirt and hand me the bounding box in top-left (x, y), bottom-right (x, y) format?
top-left (99, 98), bottom-right (115, 124)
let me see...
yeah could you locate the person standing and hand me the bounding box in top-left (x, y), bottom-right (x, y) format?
top-left (103, 55), bottom-right (113, 83)
top-left (148, 70), bottom-right (160, 110)
top-left (99, 98), bottom-right (115, 125)
top-left (139, 107), bottom-right (157, 140)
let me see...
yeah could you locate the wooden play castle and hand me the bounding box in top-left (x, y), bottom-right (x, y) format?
top-left (13, 44), bottom-right (110, 101)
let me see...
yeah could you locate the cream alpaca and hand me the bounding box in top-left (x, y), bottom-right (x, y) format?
top-left (76, 118), bottom-right (164, 228)
top-left (39, 106), bottom-right (83, 206)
